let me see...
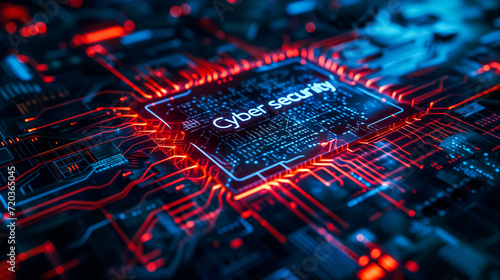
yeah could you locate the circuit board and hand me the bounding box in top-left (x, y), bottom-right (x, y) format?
top-left (0, 0), bottom-right (500, 279)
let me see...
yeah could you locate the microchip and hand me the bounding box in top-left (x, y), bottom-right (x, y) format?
top-left (144, 59), bottom-right (417, 192)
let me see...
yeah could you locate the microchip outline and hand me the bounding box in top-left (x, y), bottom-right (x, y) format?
top-left (144, 58), bottom-right (410, 190)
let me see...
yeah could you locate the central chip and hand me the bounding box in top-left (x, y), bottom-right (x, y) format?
top-left (145, 59), bottom-right (416, 192)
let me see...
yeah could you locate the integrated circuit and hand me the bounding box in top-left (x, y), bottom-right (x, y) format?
top-left (4, 1), bottom-right (500, 278)
top-left (144, 59), bottom-right (418, 192)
